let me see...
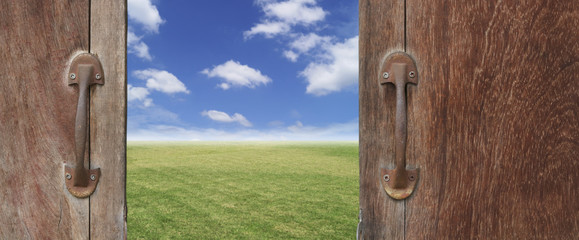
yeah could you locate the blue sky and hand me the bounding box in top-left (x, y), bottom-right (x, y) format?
top-left (127, 0), bottom-right (359, 141)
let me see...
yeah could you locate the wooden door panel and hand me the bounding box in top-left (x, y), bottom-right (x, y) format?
top-left (360, 0), bottom-right (578, 238)
top-left (0, 1), bottom-right (90, 239)
top-left (0, 1), bottom-right (126, 239)
top-left (89, 0), bottom-right (127, 238)
top-left (359, 0), bottom-right (406, 239)
top-left (405, 0), bottom-right (578, 238)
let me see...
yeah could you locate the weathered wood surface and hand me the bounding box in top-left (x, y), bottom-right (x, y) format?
top-left (89, 0), bottom-right (128, 238)
top-left (361, 0), bottom-right (578, 238)
top-left (404, 0), bottom-right (578, 239)
top-left (358, 0), bottom-right (406, 239)
top-left (0, 1), bottom-right (90, 239)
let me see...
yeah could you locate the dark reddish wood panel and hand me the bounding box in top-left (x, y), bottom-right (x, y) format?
top-left (359, 0), bottom-right (406, 239)
top-left (405, 0), bottom-right (579, 239)
top-left (0, 1), bottom-right (90, 239)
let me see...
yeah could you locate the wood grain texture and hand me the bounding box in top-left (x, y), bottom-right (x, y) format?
top-left (405, 0), bottom-right (579, 239)
top-left (359, 0), bottom-right (406, 239)
top-left (89, 0), bottom-right (127, 239)
top-left (0, 1), bottom-right (90, 239)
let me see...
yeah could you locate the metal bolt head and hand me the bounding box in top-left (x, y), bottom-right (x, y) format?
top-left (65, 173), bottom-right (72, 180)
top-left (383, 174), bottom-right (390, 182)
top-left (409, 71), bottom-right (416, 78)
top-left (383, 72), bottom-right (389, 79)
top-left (409, 175), bottom-right (415, 181)
top-left (90, 174), bottom-right (96, 181)
top-left (69, 73), bottom-right (76, 80)
top-left (95, 73), bottom-right (101, 80)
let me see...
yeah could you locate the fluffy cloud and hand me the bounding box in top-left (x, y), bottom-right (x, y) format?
top-left (244, 0), bottom-right (327, 39)
top-left (244, 21), bottom-right (291, 39)
top-left (128, 84), bottom-right (153, 107)
top-left (127, 0), bottom-right (162, 60)
top-left (129, 69), bottom-right (188, 107)
top-left (133, 69), bottom-right (190, 94)
top-left (290, 33), bottom-right (331, 53)
top-left (128, 31), bottom-right (152, 61)
top-left (128, 0), bottom-right (165, 33)
top-left (301, 36), bottom-right (358, 96)
top-left (260, 0), bottom-right (326, 25)
top-left (282, 33), bottom-right (331, 61)
top-left (201, 60), bottom-right (271, 90)
top-left (245, 0), bottom-right (358, 96)
top-left (283, 50), bottom-right (299, 62)
top-left (202, 110), bottom-right (253, 127)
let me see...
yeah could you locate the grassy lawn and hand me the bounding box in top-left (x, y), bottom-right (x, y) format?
top-left (127, 141), bottom-right (359, 239)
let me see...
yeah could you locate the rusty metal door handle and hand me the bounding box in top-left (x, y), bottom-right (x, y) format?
top-left (64, 53), bottom-right (103, 198)
top-left (379, 52), bottom-right (418, 200)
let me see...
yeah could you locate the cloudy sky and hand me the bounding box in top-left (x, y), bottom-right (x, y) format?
top-left (127, 0), bottom-right (358, 141)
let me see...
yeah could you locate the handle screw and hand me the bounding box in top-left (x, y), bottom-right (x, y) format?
top-left (69, 73), bottom-right (76, 80)
top-left (384, 174), bottom-right (390, 182)
top-left (409, 71), bottom-right (415, 78)
top-left (90, 174), bottom-right (96, 181)
top-left (409, 175), bottom-right (415, 181)
top-left (95, 73), bottom-right (101, 80)
top-left (383, 72), bottom-right (389, 79)
top-left (66, 173), bottom-right (72, 180)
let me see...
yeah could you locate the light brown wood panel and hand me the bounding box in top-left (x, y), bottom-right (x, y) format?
top-left (89, 0), bottom-right (127, 239)
top-left (405, 0), bottom-right (579, 238)
top-left (0, 1), bottom-right (90, 239)
top-left (358, 0), bottom-right (406, 239)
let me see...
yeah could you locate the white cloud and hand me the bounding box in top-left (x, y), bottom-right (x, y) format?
top-left (131, 41), bottom-right (152, 61)
top-left (127, 31), bottom-right (139, 44)
top-left (201, 60), bottom-right (272, 90)
top-left (128, 31), bottom-right (152, 61)
top-left (301, 36), bottom-right (359, 96)
top-left (133, 69), bottom-right (190, 94)
top-left (201, 110), bottom-right (253, 127)
top-left (245, 0), bottom-right (327, 38)
top-left (128, 0), bottom-right (165, 33)
top-left (127, 0), bottom-right (161, 60)
top-left (290, 33), bottom-right (331, 53)
top-left (244, 21), bottom-right (290, 39)
top-left (127, 84), bottom-right (149, 101)
top-left (129, 69), bottom-right (188, 108)
top-left (142, 98), bottom-right (153, 107)
top-left (283, 50), bottom-right (299, 62)
top-left (262, 0), bottom-right (326, 25)
top-left (283, 33), bottom-right (331, 61)
top-left (128, 84), bottom-right (153, 107)
top-left (245, 0), bottom-right (358, 96)
top-left (128, 119), bottom-right (358, 141)
top-left (218, 83), bottom-right (231, 90)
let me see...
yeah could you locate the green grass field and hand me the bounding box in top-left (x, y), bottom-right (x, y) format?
top-left (128, 142), bottom-right (359, 239)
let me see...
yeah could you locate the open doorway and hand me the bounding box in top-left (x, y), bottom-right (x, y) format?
top-left (126, 0), bottom-right (360, 238)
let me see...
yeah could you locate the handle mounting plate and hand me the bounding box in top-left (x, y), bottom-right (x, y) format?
top-left (65, 167), bottom-right (101, 198)
top-left (68, 53), bottom-right (104, 86)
